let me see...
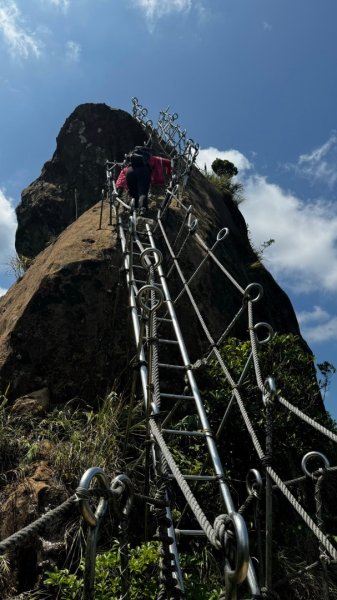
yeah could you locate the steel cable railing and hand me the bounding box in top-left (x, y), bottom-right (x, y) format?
top-left (117, 98), bottom-right (337, 597)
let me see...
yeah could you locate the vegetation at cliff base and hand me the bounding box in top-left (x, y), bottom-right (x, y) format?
top-left (1, 334), bottom-right (336, 598)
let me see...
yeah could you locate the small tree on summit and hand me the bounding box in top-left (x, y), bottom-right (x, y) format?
top-left (211, 158), bottom-right (238, 179)
top-left (205, 157), bottom-right (243, 204)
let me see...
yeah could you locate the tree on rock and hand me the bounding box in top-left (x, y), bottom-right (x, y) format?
top-left (205, 157), bottom-right (243, 203)
top-left (211, 158), bottom-right (238, 179)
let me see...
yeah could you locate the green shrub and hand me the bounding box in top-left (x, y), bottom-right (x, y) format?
top-left (44, 541), bottom-right (221, 599)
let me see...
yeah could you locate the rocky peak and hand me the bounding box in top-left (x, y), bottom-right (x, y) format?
top-left (0, 102), bottom-right (313, 406)
top-left (15, 103), bottom-right (146, 258)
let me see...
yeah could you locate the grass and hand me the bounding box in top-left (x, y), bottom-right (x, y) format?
top-left (0, 389), bottom-right (126, 598)
top-left (0, 391), bottom-right (123, 493)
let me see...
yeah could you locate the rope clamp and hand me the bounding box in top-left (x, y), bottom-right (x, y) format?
top-left (263, 376), bottom-right (277, 407)
top-left (319, 552), bottom-right (331, 566)
top-left (111, 473), bottom-right (134, 519)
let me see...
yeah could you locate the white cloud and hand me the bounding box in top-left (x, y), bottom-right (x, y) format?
top-left (263, 21), bottom-right (272, 30)
top-left (132, 0), bottom-right (198, 28)
top-left (241, 174), bottom-right (337, 293)
top-left (197, 146), bottom-right (252, 174)
top-left (292, 132), bottom-right (337, 189)
top-left (0, 0), bottom-right (41, 58)
top-left (0, 189), bottom-right (17, 270)
top-left (65, 40), bottom-right (80, 62)
top-left (198, 145), bottom-right (337, 295)
top-left (297, 305), bottom-right (330, 325)
top-left (297, 307), bottom-right (337, 343)
top-left (0, 287), bottom-right (7, 297)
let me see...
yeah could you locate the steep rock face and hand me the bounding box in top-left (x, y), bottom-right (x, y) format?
top-left (1, 202), bottom-right (127, 402)
top-left (0, 102), bottom-right (310, 406)
top-left (16, 103), bottom-right (146, 258)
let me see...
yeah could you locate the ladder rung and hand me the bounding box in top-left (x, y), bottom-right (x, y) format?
top-left (158, 363), bottom-right (185, 370)
top-left (167, 474), bottom-right (218, 481)
top-left (175, 530), bottom-right (206, 537)
top-left (133, 279), bottom-right (163, 287)
top-left (162, 429), bottom-right (206, 437)
top-left (160, 393), bottom-right (194, 400)
top-left (157, 317), bottom-right (173, 323)
top-left (158, 338), bottom-right (179, 345)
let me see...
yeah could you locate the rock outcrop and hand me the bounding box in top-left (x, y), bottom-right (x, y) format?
top-left (16, 103), bottom-right (146, 258)
top-left (1, 201), bottom-right (126, 402)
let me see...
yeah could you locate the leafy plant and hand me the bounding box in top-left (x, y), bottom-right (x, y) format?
top-left (205, 334), bottom-right (337, 597)
top-left (317, 361), bottom-right (336, 401)
top-left (43, 541), bottom-right (222, 599)
top-left (250, 238), bottom-right (275, 268)
top-left (207, 334), bottom-right (337, 477)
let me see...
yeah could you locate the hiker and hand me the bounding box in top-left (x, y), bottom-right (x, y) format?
top-left (116, 147), bottom-right (172, 215)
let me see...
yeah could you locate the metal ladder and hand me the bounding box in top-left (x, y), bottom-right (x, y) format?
top-left (118, 212), bottom-right (260, 598)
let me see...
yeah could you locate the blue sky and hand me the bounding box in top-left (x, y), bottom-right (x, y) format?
top-left (0, 0), bottom-right (337, 415)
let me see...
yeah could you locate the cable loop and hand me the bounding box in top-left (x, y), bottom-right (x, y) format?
top-left (77, 467), bottom-right (110, 527)
top-left (253, 322), bottom-right (274, 345)
top-left (301, 451), bottom-right (330, 481)
top-left (214, 512), bottom-right (250, 588)
top-left (188, 218), bottom-right (198, 233)
top-left (140, 247), bottom-right (163, 269)
top-left (243, 283), bottom-right (263, 304)
top-left (246, 469), bottom-right (263, 498)
top-left (216, 227), bottom-right (229, 242)
top-left (137, 284), bottom-right (164, 312)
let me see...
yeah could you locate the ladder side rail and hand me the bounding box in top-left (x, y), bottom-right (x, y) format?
top-left (118, 218), bottom-right (149, 406)
top-left (145, 225), bottom-right (234, 505)
top-left (118, 216), bottom-right (185, 595)
top-left (145, 224), bottom-right (260, 598)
